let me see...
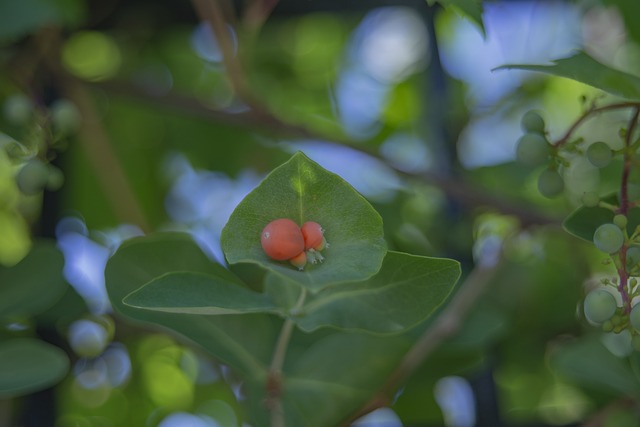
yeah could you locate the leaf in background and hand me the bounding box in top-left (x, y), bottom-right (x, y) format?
top-left (265, 251), bottom-right (460, 334)
top-left (551, 336), bottom-right (640, 396)
top-left (105, 233), bottom-right (275, 377)
top-left (0, 240), bottom-right (67, 320)
top-left (563, 193), bottom-right (640, 242)
top-left (496, 51), bottom-right (640, 100)
top-left (0, 338), bottom-right (69, 398)
top-left (427, 0), bottom-right (484, 35)
top-left (123, 271), bottom-right (282, 315)
top-left (246, 332), bottom-right (411, 427)
top-left (0, 0), bottom-right (85, 42)
top-left (221, 152), bottom-right (387, 293)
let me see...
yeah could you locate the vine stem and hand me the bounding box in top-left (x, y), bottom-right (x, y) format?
top-left (267, 288), bottom-right (307, 427)
top-left (553, 101), bottom-right (640, 148)
top-left (617, 107), bottom-right (639, 314)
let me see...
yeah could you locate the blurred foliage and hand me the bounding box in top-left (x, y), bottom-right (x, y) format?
top-left (2, 0), bottom-right (640, 426)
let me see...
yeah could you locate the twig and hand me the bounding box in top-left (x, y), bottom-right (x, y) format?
top-left (342, 256), bottom-right (504, 425)
top-left (266, 288), bottom-right (307, 427)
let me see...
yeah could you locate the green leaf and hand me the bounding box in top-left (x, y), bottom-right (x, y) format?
top-left (563, 194), bottom-right (640, 242)
top-left (0, 338), bottom-right (69, 398)
top-left (551, 336), bottom-right (640, 396)
top-left (266, 251), bottom-right (460, 334)
top-left (427, 0), bottom-right (484, 35)
top-left (496, 51), bottom-right (640, 100)
top-left (123, 271), bottom-right (282, 315)
top-left (246, 332), bottom-right (411, 427)
top-left (105, 233), bottom-right (275, 377)
top-left (221, 152), bottom-right (387, 293)
top-left (0, 240), bottom-right (67, 320)
top-left (0, 0), bottom-right (85, 42)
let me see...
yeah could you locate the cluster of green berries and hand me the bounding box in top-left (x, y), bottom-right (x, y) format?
top-left (261, 218), bottom-right (328, 270)
top-left (515, 110), bottom-right (564, 198)
top-left (2, 94), bottom-right (81, 195)
top-left (584, 213), bottom-right (640, 349)
top-left (515, 110), bottom-right (616, 199)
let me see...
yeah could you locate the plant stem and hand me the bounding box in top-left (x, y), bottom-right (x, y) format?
top-left (267, 288), bottom-right (307, 427)
top-left (553, 101), bottom-right (640, 148)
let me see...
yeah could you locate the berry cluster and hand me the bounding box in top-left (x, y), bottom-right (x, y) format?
top-left (260, 218), bottom-right (328, 270)
top-left (515, 110), bottom-right (617, 199)
top-left (585, 214), bottom-right (640, 347)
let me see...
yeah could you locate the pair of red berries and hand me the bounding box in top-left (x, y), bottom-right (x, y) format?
top-left (260, 219), bottom-right (328, 270)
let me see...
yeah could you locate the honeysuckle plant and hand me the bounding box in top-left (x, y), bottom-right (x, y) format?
top-left (106, 152), bottom-right (461, 426)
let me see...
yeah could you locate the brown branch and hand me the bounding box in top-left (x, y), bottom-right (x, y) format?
top-left (341, 256), bottom-right (505, 425)
top-left (190, 0), bottom-right (262, 109)
top-left (553, 101), bottom-right (640, 148)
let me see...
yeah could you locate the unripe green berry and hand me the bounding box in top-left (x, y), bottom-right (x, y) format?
top-left (68, 319), bottom-right (109, 358)
top-left (581, 191), bottom-right (599, 207)
top-left (613, 214), bottom-right (628, 230)
top-left (516, 133), bottom-right (549, 166)
top-left (586, 141), bottom-right (613, 168)
top-left (3, 94), bottom-right (33, 125)
top-left (537, 169), bottom-right (564, 198)
top-left (16, 158), bottom-right (49, 195)
top-left (521, 110), bottom-right (545, 134)
top-left (584, 289), bottom-right (617, 324)
top-left (51, 99), bottom-right (81, 135)
top-left (593, 223), bottom-right (624, 254)
top-left (627, 247), bottom-right (640, 271)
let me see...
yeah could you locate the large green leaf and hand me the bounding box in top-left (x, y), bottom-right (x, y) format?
top-left (221, 152), bottom-right (387, 293)
top-left (551, 335), bottom-right (640, 396)
top-left (267, 251), bottom-right (460, 334)
top-left (427, 0), bottom-right (484, 35)
top-left (105, 233), bottom-right (274, 377)
top-left (0, 338), bottom-right (69, 398)
top-left (123, 271), bottom-right (282, 315)
top-left (0, 240), bottom-right (67, 320)
top-left (563, 194), bottom-right (640, 242)
top-left (496, 51), bottom-right (640, 100)
top-left (246, 331), bottom-right (411, 427)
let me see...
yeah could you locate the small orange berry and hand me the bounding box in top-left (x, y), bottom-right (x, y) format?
top-left (261, 218), bottom-right (305, 261)
top-left (289, 251), bottom-right (307, 270)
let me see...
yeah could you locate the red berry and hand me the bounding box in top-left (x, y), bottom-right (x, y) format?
top-left (301, 221), bottom-right (326, 251)
top-left (261, 219), bottom-right (305, 261)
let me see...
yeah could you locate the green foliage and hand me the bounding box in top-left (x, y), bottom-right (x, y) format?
top-left (0, 338), bottom-right (70, 398)
top-left (564, 195), bottom-right (640, 242)
top-left (426, 0), bottom-right (484, 35)
top-left (497, 51), bottom-right (640, 100)
top-left (0, 0), bottom-right (85, 42)
top-left (221, 152), bottom-right (387, 292)
top-left (552, 336), bottom-right (640, 396)
top-left (105, 233), bottom-right (275, 376)
top-left (266, 251), bottom-right (460, 334)
top-left (0, 241), bottom-right (67, 319)
top-left (123, 271), bottom-right (282, 315)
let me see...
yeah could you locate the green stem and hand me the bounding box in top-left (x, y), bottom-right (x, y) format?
top-left (267, 288), bottom-right (307, 427)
